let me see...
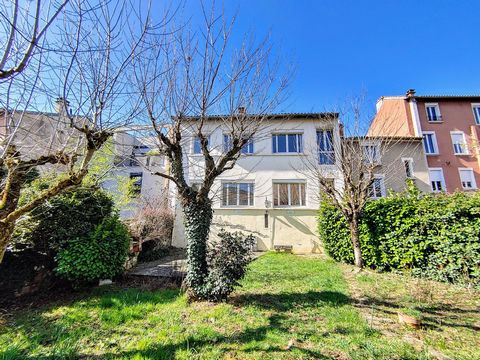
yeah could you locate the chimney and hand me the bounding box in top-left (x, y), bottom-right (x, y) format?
top-left (406, 89), bottom-right (416, 98)
top-left (55, 97), bottom-right (70, 115)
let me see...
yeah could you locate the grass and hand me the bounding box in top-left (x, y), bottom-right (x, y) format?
top-left (341, 264), bottom-right (480, 360)
top-left (0, 253), bottom-right (475, 359)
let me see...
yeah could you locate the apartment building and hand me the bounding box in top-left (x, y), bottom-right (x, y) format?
top-left (369, 89), bottom-right (480, 192)
top-left (171, 113), bottom-right (341, 253)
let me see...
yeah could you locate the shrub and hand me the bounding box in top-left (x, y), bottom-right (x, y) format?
top-left (1, 185), bottom-right (116, 298)
top-left (319, 188), bottom-right (480, 288)
top-left (13, 186), bottom-right (114, 254)
top-left (55, 216), bottom-right (131, 283)
top-left (201, 229), bottom-right (256, 301)
top-left (128, 195), bottom-right (174, 262)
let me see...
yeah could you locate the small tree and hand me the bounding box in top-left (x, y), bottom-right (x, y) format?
top-left (299, 99), bottom-right (419, 269)
top-left (135, 4), bottom-right (290, 300)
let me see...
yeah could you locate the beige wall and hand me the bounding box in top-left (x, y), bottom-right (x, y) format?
top-left (172, 206), bottom-right (321, 254)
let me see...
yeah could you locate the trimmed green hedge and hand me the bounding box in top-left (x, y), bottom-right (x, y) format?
top-left (319, 186), bottom-right (480, 287)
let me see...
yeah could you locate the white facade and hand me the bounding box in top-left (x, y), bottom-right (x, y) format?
top-left (103, 131), bottom-right (170, 218)
top-left (171, 114), bottom-right (341, 253)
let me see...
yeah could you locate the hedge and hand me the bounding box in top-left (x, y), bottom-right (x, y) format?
top-left (318, 186), bottom-right (480, 287)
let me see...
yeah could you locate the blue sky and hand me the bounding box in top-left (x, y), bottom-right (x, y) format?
top-left (178, 0), bottom-right (480, 115)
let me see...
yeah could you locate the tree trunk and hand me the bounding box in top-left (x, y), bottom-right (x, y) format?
top-left (0, 221), bottom-right (15, 263)
top-left (349, 216), bottom-right (363, 269)
top-left (182, 197), bottom-right (213, 299)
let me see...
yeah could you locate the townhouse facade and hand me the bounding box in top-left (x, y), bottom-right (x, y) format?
top-left (171, 113), bottom-right (342, 253)
top-left (369, 89), bottom-right (480, 193)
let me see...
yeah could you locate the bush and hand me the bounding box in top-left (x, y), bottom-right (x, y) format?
top-left (319, 188), bottom-right (480, 288)
top-left (1, 185), bottom-right (116, 298)
top-left (128, 196), bottom-right (174, 262)
top-left (13, 186), bottom-right (114, 254)
top-left (55, 216), bottom-right (131, 283)
top-left (202, 229), bottom-right (256, 301)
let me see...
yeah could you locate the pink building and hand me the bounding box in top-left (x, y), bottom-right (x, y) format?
top-left (369, 89), bottom-right (480, 193)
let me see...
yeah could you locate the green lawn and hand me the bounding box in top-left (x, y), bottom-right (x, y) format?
top-left (0, 253), bottom-right (474, 359)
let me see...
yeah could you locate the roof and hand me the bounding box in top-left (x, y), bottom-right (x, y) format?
top-left (183, 112), bottom-right (339, 121)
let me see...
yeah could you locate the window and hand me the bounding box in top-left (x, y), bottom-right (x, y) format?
top-left (425, 103), bottom-right (442, 122)
top-left (472, 104), bottom-right (480, 125)
top-left (317, 129), bottom-right (335, 164)
top-left (402, 158), bottom-right (414, 178)
top-left (459, 168), bottom-right (477, 190)
top-left (223, 134), bottom-right (254, 154)
top-left (429, 168), bottom-right (445, 192)
top-left (222, 183), bottom-right (254, 206)
top-left (362, 144), bottom-right (380, 164)
top-left (368, 176), bottom-right (385, 199)
top-left (451, 132), bottom-right (468, 155)
top-left (272, 133), bottom-right (303, 153)
top-left (193, 136), bottom-right (210, 154)
top-left (129, 172), bottom-right (143, 196)
top-left (423, 132), bottom-right (438, 154)
top-left (273, 182), bottom-right (306, 206)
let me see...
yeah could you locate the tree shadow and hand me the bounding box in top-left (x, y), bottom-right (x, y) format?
top-left (2, 290), bottom-right (353, 359)
top-left (354, 295), bottom-right (480, 331)
top-left (231, 290), bottom-right (351, 311)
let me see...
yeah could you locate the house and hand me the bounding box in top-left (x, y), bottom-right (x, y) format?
top-left (348, 136), bottom-right (431, 197)
top-left (369, 89), bottom-right (480, 192)
top-left (0, 98), bottom-right (85, 165)
top-left (171, 113), bottom-right (342, 253)
top-left (105, 130), bottom-right (171, 218)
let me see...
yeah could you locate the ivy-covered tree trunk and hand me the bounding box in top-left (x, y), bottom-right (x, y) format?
top-left (182, 198), bottom-right (213, 299)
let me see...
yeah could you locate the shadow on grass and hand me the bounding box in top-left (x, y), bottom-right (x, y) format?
top-left (355, 295), bottom-right (480, 331)
top-left (231, 290), bottom-right (351, 311)
top-left (1, 290), bottom-right (351, 359)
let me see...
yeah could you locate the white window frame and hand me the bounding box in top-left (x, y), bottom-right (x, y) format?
top-left (425, 103), bottom-right (442, 122)
top-left (450, 131), bottom-right (469, 155)
top-left (472, 103), bottom-right (480, 125)
top-left (428, 168), bottom-right (446, 193)
top-left (401, 157), bottom-right (414, 179)
top-left (458, 168), bottom-right (477, 190)
top-left (223, 134), bottom-right (254, 155)
top-left (272, 133), bottom-right (304, 154)
top-left (422, 131), bottom-right (439, 155)
top-left (362, 142), bottom-right (381, 165)
top-left (272, 180), bottom-right (306, 207)
top-left (317, 129), bottom-right (335, 165)
top-left (368, 175), bottom-right (385, 199)
top-left (221, 182), bottom-right (255, 207)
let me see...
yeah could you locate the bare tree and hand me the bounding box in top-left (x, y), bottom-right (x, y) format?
top-left (135, 4), bottom-right (290, 299)
top-left (299, 99), bottom-right (420, 269)
top-left (0, 0), bottom-right (158, 262)
top-left (0, 0), bottom-right (69, 80)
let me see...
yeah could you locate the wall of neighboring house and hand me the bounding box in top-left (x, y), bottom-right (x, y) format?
top-left (379, 139), bottom-right (431, 194)
top-left (171, 116), bottom-right (341, 253)
top-left (415, 99), bottom-right (480, 192)
top-left (104, 132), bottom-right (169, 218)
